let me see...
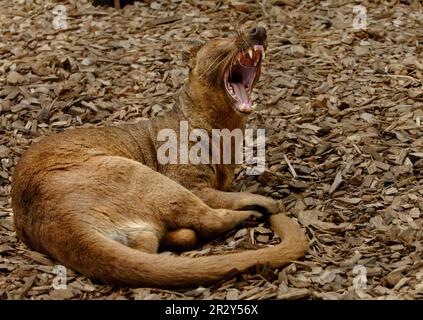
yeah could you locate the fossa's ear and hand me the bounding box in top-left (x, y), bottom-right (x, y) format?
top-left (181, 40), bottom-right (205, 68)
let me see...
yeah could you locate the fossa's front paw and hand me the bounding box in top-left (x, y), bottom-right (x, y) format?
top-left (236, 194), bottom-right (280, 215)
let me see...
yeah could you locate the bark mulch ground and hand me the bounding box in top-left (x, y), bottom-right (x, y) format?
top-left (0, 0), bottom-right (422, 300)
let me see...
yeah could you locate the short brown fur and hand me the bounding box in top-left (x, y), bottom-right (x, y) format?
top-left (11, 29), bottom-right (308, 288)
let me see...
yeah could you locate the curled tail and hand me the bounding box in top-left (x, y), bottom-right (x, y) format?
top-left (46, 213), bottom-right (308, 288)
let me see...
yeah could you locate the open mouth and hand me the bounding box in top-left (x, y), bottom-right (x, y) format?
top-left (224, 45), bottom-right (265, 114)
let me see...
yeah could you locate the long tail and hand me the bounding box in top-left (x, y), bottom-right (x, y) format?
top-left (47, 214), bottom-right (308, 288)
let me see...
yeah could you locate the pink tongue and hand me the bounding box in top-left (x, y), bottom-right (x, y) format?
top-left (231, 82), bottom-right (252, 112)
top-left (232, 82), bottom-right (248, 101)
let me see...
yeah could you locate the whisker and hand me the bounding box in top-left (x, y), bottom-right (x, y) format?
top-left (198, 50), bottom-right (230, 81)
top-left (239, 31), bottom-right (250, 51)
top-left (198, 44), bottom-right (238, 83)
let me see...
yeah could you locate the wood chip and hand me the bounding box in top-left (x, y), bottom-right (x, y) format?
top-left (277, 288), bottom-right (310, 300)
top-left (1, 0), bottom-right (422, 301)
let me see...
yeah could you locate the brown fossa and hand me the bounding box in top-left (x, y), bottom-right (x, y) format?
top-left (11, 27), bottom-right (308, 288)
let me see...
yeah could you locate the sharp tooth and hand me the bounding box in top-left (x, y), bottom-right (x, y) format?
top-left (262, 50), bottom-right (266, 60)
top-left (248, 48), bottom-right (253, 59)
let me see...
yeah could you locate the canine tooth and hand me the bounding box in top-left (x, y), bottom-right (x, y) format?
top-left (262, 50), bottom-right (266, 60)
top-left (248, 48), bottom-right (253, 59)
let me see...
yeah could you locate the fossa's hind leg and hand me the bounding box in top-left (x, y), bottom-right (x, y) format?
top-left (161, 208), bottom-right (259, 251)
top-left (190, 208), bottom-right (260, 240)
top-left (62, 156), bottom-right (260, 250)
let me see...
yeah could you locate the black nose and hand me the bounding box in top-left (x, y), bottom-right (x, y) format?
top-left (249, 27), bottom-right (267, 43)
